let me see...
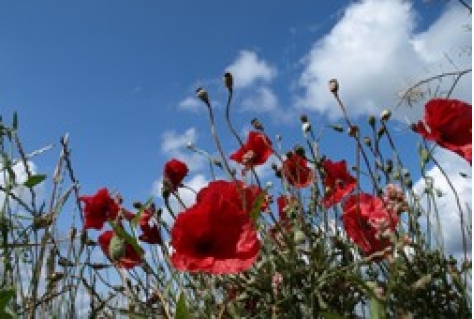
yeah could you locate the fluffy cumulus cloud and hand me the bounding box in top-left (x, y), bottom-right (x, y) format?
top-left (160, 127), bottom-right (207, 172)
top-left (0, 160), bottom-right (42, 206)
top-left (297, 0), bottom-right (472, 121)
top-left (414, 148), bottom-right (472, 258)
top-left (241, 86), bottom-right (278, 112)
top-left (178, 96), bottom-right (201, 112)
top-left (226, 50), bottom-right (277, 89)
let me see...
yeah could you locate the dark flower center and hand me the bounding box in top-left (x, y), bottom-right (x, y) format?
top-left (195, 238), bottom-right (214, 256)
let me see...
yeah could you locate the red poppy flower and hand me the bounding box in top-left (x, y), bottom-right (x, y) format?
top-left (98, 230), bottom-right (143, 269)
top-left (163, 159), bottom-right (189, 191)
top-left (138, 208), bottom-right (162, 244)
top-left (282, 152), bottom-right (314, 188)
top-left (322, 159), bottom-right (356, 208)
top-left (413, 98), bottom-right (472, 165)
top-left (80, 188), bottom-right (119, 230)
top-left (342, 193), bottom-right (398, 258)
top-left (230, 131), bottom-right (273, 168)
top-left (170, 180), bottom-right (261, 274)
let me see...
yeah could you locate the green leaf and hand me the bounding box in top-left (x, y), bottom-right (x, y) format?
top-left (320, 311), bottom-right (345, 319)
top-left (109, 222), bottom-right (144, 258)
top-left (0, 287), bottom-right (16, 319)
top-left (23, 174), bottom-right (47, 188)
top-left (0, 288), bottom-right (15, 310)
top-left (370, 296), bottom-right (387, 319)
top-left (249, 191), bottom-right (266, 223)
top-left (175, 291), bottom-right (189, 319)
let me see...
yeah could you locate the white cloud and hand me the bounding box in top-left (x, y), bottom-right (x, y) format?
top-left (226, 50), bottom-right (277, 89)
top-left (242, 86), bottom-right (278, 112)
top-left (178, 96), bottom-right (202, 112)
top-left (160, 127), bottom-right (207, 172)
top-left (297, 0), bottom-right (472, 121)
top-left (414, 148), bottom-right (472, 257)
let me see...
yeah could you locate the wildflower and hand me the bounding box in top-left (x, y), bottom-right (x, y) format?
top-left (412, 98), bottom-right (472, 165)
top-left (163, 158), bottom-right (189, 192)
top-left (80, 188), bottom-right (119, 230)
top-left (282, 152), bottom-right (314, 188)
top-left (98, 230), bottom-right (143, 269)
top-left (230, 131), bottom-right (273, 168)
top-left (170, 180), bottom-right (261, 274)
top-left (342, 193), bottom-right (398, 258)
top-left (322, 159), bottom-right (356, 209)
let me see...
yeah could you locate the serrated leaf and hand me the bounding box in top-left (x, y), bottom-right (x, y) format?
top-left (23, 174), bottom-right (47, 188)
top-left (175, 291), bottom-right (189, 319)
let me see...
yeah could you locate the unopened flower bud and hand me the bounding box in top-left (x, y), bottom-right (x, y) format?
top-left (186, 142), bottom-right (195, 149)
top-left (196, 87), bottom-right (210, 105)
top-left (363, 137), bottom-right (371, 147)
top-left (328, 79), bottom-right (339, 94)
top-left (109, 234), bottom-right (126, 262)
top-left (348, 125), bottom-right (359, 137)
top-left (368, 115), bottom-right (376, 127)
top-left (223, 72), bottom-right (233, 92)
top-left (380, 109), bottom-right (392, 122)
top-left (251, 118), bottom-right (264, 131)
top-left (377, 126), bottom-right (386, 137)
top-left (294, 230), bottom-right (306, 245)
top-left (294, 146), bottom-right (305, 157)
top-left (301, 122), bottom-right (311, 134)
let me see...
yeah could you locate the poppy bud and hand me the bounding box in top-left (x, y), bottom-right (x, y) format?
top-left (251, 118), bottom-right (264, 131)
top-left (331, 125), bottom-right (344, 133)
top-left (328, 79), bottom-right (339, 94)
top-left (380, 109), bottom-right (392, 122)
top-left (301, 122), bottom-right (311, 134)
top-left (196, 87), bottom-right (210, 105)
top-left (294, 230), bottom-right (306, 245)
top-left (109, 234), bottom-right (126, 262)
top-left (368, 115), bottom-right (376, 127)
top-left (377, 126), bottom-right (386, 137)
top-left (223, 72), bottom-right (233, 92)
top-left (363, 137), bottom-right (371, 147)
top-left (294, 146), bottom-right (305, 157)
top-left (348, 125), bottom-right (359, 137)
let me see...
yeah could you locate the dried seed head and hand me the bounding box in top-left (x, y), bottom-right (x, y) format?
top-left (328, 79), bottom-right (339, 94)
top-left (223, 72), bottom-right (233, 92)
top-left (363, 137), bottom-right (372, 147)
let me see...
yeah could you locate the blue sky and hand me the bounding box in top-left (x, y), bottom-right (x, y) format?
top-left (0, 1), bottom-right (471, 253)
